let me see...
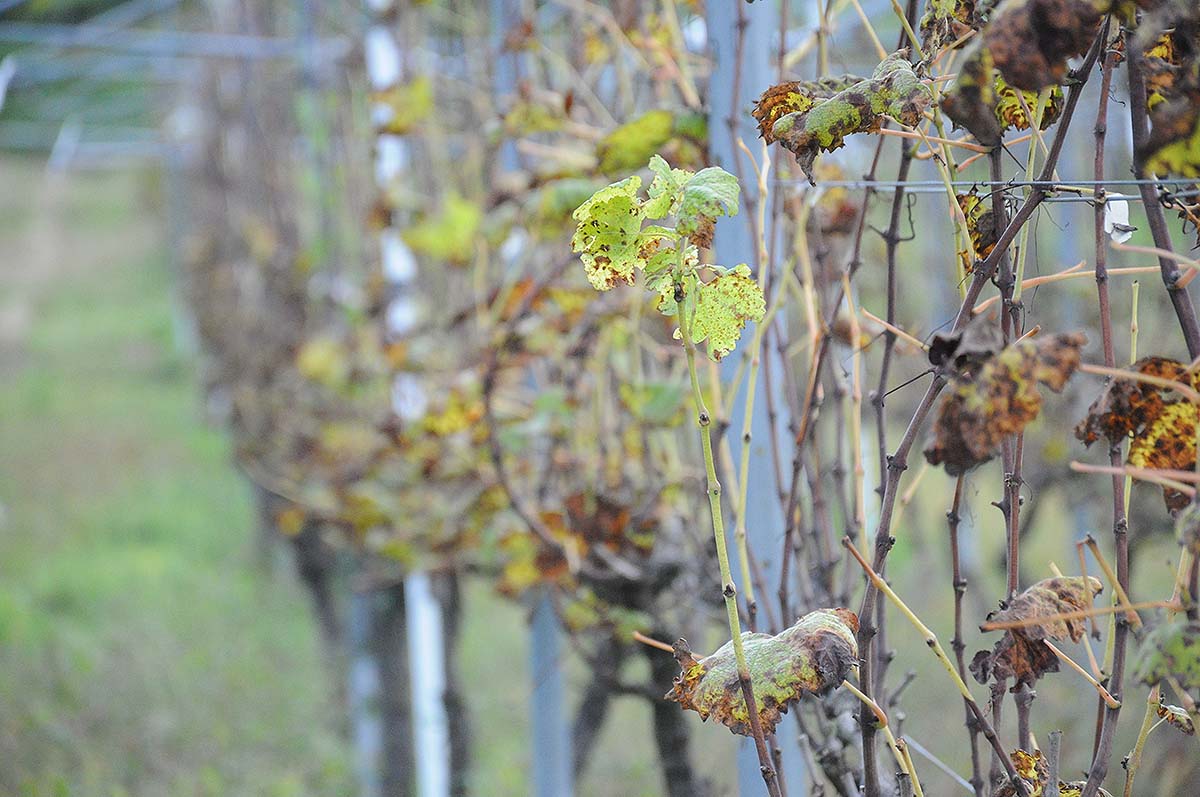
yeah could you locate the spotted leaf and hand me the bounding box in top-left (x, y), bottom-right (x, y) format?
top-left (686, 265), bottom-right (766, 361)
top-left (666, 608), bottom-right (859, 736)
top-left (1134, 620), bottom-right (1200, 690)
top-left (765, 52), bottom-right (932, 183)
top-left (571, 176), bottom-right (647, 290)
top-left (1076, 356), bottom-right (1200, 511)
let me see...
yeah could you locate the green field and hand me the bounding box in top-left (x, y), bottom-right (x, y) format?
top-left (0, 157), bottom-right (353, 796)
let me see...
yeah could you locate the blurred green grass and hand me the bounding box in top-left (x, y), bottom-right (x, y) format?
top-left (0, 156), bottom-right (353, 796)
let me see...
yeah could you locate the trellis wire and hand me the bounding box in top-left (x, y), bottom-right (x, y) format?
top-left (775, 177), bottom-right (1199, 204)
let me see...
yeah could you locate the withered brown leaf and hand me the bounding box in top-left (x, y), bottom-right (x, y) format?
top-left (984, 0), bottom-right (1101, 92)
top-left (927, 308), bottom-right (1003, 370)
top-left (1075, 356), bottom-right (1200, 511)
top-left (970, 576), bottom-right (1103, 687)
top-left (925, 332), bottom-right (1087, 476)
top-left (666, 608), bottom-right (858, 736)
top-left (1157, 698), bottom-right (1196, 736)
top-left (994, 749), bottom-right (1114, 797)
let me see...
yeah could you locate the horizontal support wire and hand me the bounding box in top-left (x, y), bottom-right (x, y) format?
top-left (773, 177), bottom-right (1200, 204)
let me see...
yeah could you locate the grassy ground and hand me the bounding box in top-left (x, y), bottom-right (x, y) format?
top-left (0, 156), bottom-right (352, 796)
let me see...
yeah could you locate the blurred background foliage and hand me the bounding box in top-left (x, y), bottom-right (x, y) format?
top-left (2, 0), bottom-right (1200, 795)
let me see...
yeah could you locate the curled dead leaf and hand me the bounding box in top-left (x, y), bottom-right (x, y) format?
top-left (919, 0), bottom-right (983, 53)
top-left (666, 608), bottom-right (859, 736)
top-left (993, 749), bottom-right (1046, 797)
top-left (1135, 10), bottom-right (1200, 177)
top-left (1076, 356), bottom-right (1200, 511)
top-left (994, 748), bottom-right (1114, 797)
top-left (1157, 698), bottom-right (1196, 736)
top-left (925, 332), bottom-right (1087, 476)
top-left (956, 188), bottom-right (999, 269)
top-left (983, 0), bottom-right (1101, 92)
top-left (970, 576), bottom-right (1103, 686)
top-left (759, 52), bottom-right (932, 183)
top-left (943, 44), bottom-right (1066, 146)
top-left (751, 75), bottom-right (865, 142)
top-left (927, 308), bottom-right (1003, 370)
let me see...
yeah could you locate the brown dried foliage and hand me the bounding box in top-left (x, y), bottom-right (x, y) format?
top-left (925, 332), bottom-right (1086, 476)
top-left (984, 0), bottom-right (1101, 92)
top-left (970, 576), bottom-right (1103, 686)
top-left (1076, 356), bottom-right (1200, 510)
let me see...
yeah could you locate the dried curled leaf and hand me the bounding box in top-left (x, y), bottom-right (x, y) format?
top-left (994, 75), bottom-right (1064, 131)
top-left (943, 44), bottom-right (1066, 146)
top-left (1134, 620), bottom-right (1200, 689)
top-left (762, 52), bottom-right (932, 183)
top-left (1138, 13), bottom-right (1200, 177)
top-left (1143, 29), bottom-right (1183, 112)
top-left (994, 749), bottom-right (1046, 797)
top-left (751, 75), bottom-right (865, 141)
top-left (1075, 356), bottom-right (1200, 511)
top-left (925, 332), bottom-right (1086, 476)
top-left (956, 188), bottom-right (999, 269)
top-left (983, 0), bottom-right (1101, 92)
top-left (1157, 698), bottom-right (1196, 735)
top-left (927, 308), bottom-right (1003, 370)
top-left (971, 576), bottom-right (1103, 686)
top-left (919, 0), bottom-right (982, 53)
top-left (994, 749), bottom-right (1113, 797)
top-left (666, 608), bottom-right (858, 736)
top-left (1141, 91), bottom-right (1200, 178)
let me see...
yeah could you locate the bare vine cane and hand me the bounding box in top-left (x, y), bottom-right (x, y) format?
top-left (1080, 28), bottom-right (1200, 796)
top-left (853, 27), bottom-right (1108, 796)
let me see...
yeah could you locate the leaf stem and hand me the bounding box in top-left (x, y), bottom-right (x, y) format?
top-left (1123, 686), bottom-right (1160, 797)
top-left (675, 274), bottom-right (782, 797)
top-left (978, 600), bottom-right (1174, 631)
top-left (1043, 641), bottom-right (1121, 709)
top-left (841, 678), bottom-right (924, 797)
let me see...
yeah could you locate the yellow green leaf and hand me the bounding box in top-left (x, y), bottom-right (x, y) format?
top-left (688, 265), bottom-right (765, 361)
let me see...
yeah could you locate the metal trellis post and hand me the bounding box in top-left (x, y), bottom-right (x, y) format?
top-left (706, 2), bottom-right (807, 794)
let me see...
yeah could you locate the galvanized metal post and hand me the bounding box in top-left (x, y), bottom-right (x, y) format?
top-left (406, 571), bottom-right (452, 797)
top-left (705, 2), bottom-right (806, 794)
top-left (365, 2), bottom-right (452, 795)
